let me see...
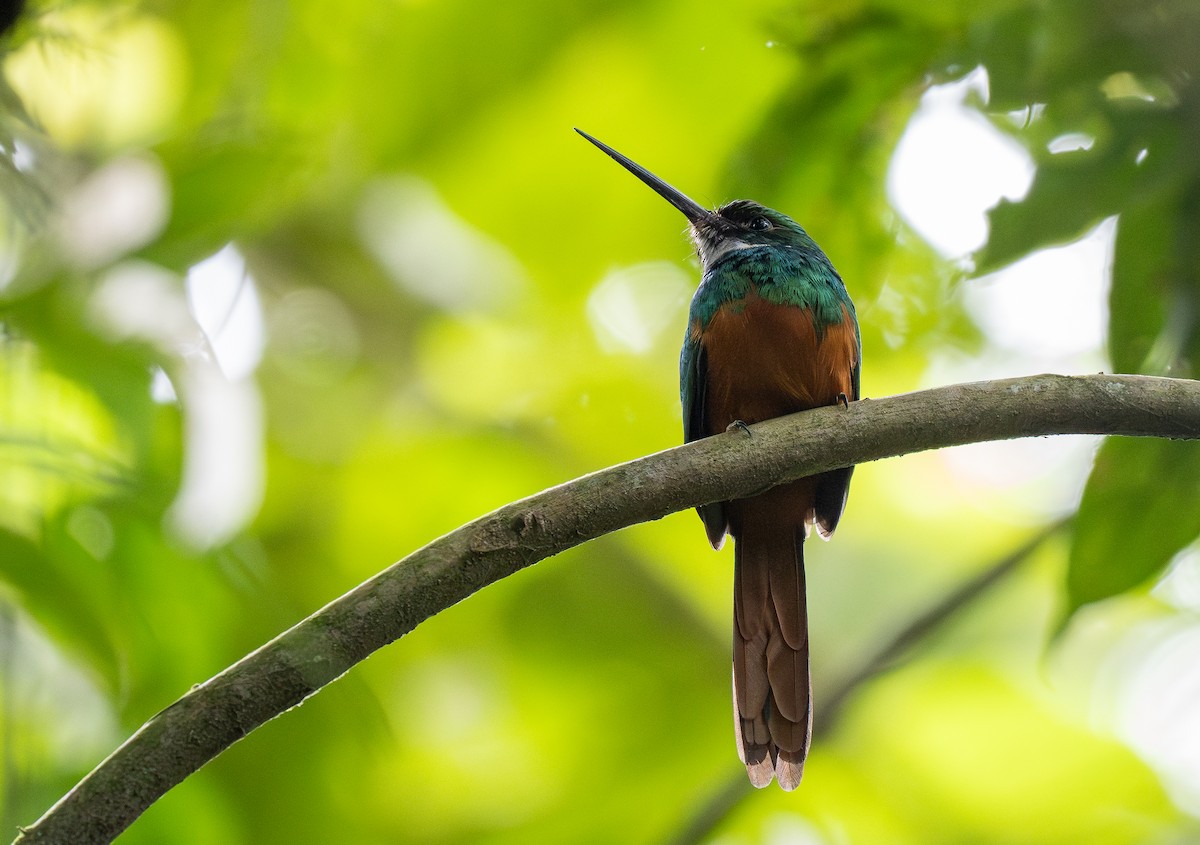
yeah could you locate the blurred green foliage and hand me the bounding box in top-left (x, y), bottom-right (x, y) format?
top-left (0, 0), bottom-right (1199, 842)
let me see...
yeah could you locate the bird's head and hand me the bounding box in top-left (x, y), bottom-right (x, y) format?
top-left (576, 129), bottom-right (814, 269)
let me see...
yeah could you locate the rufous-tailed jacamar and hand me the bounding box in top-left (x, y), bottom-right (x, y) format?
top-left (578, 129), bottom-right (860, 790)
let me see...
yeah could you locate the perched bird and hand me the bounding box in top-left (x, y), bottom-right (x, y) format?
top-left (578, 129), bottom-right (860, 790)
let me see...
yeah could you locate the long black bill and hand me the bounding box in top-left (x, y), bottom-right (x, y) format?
top-left (575, 129), bottom-right (712, 225)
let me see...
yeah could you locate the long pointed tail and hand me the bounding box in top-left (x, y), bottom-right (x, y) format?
top-left (732, 518), bottom-right (812, 790)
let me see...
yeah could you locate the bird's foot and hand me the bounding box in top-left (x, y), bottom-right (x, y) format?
top-left (726, 419), bottom-right (752, 437)
top-left (836, 393), bottom-right (850, 409)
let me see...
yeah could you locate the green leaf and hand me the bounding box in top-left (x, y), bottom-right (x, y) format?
top-left (0, 527), bottom-right (123, 690)
top-left (977, 107), bottom-right (1177, 274)
top-left (147, 141), bottom-right (313, 270)
top-left (1067, 437), bottom-right (1200, 616)
top-left (1106, 151), bottom-right (1200, 376)
top-left (1109, 192), bottom-right (1174, 374)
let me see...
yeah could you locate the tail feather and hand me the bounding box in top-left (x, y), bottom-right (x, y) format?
top-left (732, 516), bottom-right (812, 790)
top-left (732, 683), bottom-right (775, 788)
top-left (766, 630), bottom-right (806, 726)
top-left (768, 529), bottom-right (807, 651)
top-left (776, 749), bottom-right (805, 791)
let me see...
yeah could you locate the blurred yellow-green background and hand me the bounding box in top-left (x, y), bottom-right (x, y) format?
top-left (2, 0), bottom-right (1200, 842)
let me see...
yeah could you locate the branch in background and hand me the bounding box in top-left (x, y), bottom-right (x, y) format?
top-left (665, 518), bottom-right (1071, 845)
top-left (14, 374), bottom-right (1200, 844)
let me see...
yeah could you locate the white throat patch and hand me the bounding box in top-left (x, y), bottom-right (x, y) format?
top-left (698, 238), bottom-right (761, 267)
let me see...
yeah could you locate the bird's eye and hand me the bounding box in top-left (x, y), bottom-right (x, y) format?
top-left (749, 216), bottom-right (771, 232)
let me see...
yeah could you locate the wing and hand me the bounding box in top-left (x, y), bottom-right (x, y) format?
top-left (680, 329), bottom-right (728, 548)
top-left (680, 329), bottom-right (706, 445)
top-left (850, 309), bottom-right (862, 402)
top-left (813, 308), bottom-right (861, 537)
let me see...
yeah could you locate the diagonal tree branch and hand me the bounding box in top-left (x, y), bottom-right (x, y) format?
top-left (14, 373), bottom-right (1200, 844)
